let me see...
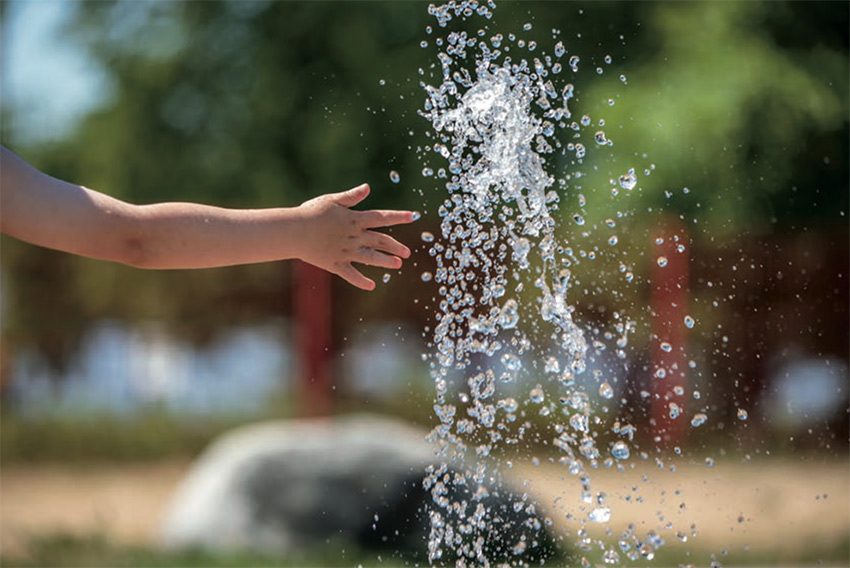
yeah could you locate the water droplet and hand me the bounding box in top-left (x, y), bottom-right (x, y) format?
top-left (668, 402), bottom-right (681, 419)
top-left (421, 231), bottom-right (435, 242)
top-left (705, 457), bottom-right (714, 467)
top-left (737, 408), bottom-right (748, 421)
top-left (554, 41), bottom-right (565, 57)
top-left (589, 506), bottom-right (611, 523)
top-left (501, 397), bottom-right (519, 413)
top-left (379, 79), bottom-right (386, 86)
top-left (611, 441), bottom-right (630, 460)
top-left (499, 298), bottom-right (520, 328)
top-left (660, 342), bottom-right (672, 352)
top-left (389, 170), bottom-right (400, 183)
top-left (501, 352), bottom-right (522, 371)
top-left (599, 381), bottom-right (614, 399)
top-left (511, 540), bottom-right (527, 555)
top-left (529, 385), bottom-right (545, 404)
top-left (522, 22), bottom-right (532, 31)
top-left (608, 235), bottom-right (618, 246)
top-left (573, 214), bottom-right (585, 225)
top-left (618, 169), bottom-right (636, 190)
top-left (684, 315), bottom-right (695, 328)
top-left (657, 256), bottom-right (668, 267)
top-left (619, 74), bottom-right (627, 83)
top-left (574, 143), bottom-right (586, 159)
top-left (604, 54), bottom-right (612, 64)
top-left (411, 211), bottom-right (421, 221)
top-left (422, 167), bottom-right (434, 177)
top-left (691, 413), bottom-right (707, 427)
top-left (568, 54), bottom-right (580, 72)
top-left (421, 272), bottom-right (433, 282)
top-left (383, 273), bottom-right (391, 283)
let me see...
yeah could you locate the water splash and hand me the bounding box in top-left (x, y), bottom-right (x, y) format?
top-left (417, 1), bottom-right (644, 564)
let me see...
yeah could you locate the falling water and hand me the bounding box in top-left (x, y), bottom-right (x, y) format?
top-left (413, 1), bottom-right (675, 565)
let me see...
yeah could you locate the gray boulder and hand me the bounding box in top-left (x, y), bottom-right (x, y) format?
top-left (159, 414), bottom-right (561, 563)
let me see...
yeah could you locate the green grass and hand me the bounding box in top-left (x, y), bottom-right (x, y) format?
top-left (2, 532), bottom-right (848, 568)
top-left (1, 532), bottom-right (393, 568)
top-left (0, 411), bottom-right (257, 464)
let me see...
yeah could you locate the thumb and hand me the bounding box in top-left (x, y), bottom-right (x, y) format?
top-left (331, 183), bottom-right (370, 208)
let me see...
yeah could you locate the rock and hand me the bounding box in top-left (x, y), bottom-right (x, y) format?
top-left (159, 414), bottom-right (561, 563)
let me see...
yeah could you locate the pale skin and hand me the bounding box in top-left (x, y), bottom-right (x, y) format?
top-left (0, 146), bottom-right (414, 290)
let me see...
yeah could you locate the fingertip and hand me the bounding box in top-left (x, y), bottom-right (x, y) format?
top-left (394, 212), bottom-right (414, 225)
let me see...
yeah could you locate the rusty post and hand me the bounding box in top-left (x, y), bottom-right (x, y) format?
top-left (293, 260), bottom-right (333, 417)
top-left (650, 219), bottom-right (689, 448)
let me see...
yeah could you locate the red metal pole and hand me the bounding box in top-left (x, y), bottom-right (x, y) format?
top-left (293, 260), bottom-right (333, 417)
top-left (650, 219), bottom-right (689, 448)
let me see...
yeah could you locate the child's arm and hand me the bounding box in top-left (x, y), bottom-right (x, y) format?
top-left (0, 146), bottom-right (414, 290)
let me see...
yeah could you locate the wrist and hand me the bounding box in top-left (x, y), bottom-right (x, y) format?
top-left (283, 204), bottom-right (313, 262)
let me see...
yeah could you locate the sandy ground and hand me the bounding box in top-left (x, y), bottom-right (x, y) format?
top-left (513, 457), bottom-right (849, 559)
top-left (1, 457), bottom-right (847, 559)
top-left (0, 460), bottom-right (191, 557)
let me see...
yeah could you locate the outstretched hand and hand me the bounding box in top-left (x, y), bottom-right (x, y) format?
top-left (294, 183), bottom-right (416, 290)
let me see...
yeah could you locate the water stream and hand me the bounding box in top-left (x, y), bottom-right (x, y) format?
top-left (416, 2), bottom-right (657, 564)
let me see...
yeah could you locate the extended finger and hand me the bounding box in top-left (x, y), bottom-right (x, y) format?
top-left (352, 248), bottom-right (403, 270)
top-left (358, 209), bottom-right (416, 229)
top-left (336, 263), bottom-right (375, 291)
top-left (331, 184), bottom-right (370, 208)
top-left (366, 230), bottom-right (411, 258)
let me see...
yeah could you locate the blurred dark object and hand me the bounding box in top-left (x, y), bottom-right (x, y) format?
top-left (160, 415), bottom-right (563, 564)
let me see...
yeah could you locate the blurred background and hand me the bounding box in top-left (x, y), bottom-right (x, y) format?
top-left (0, 1), bottom-right (847, 566)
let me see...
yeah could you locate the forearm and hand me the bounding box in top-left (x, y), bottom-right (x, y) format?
top-left (1, 146), bottom-right (303, 268)
top-left (128, 202), bottom-right (307, 269)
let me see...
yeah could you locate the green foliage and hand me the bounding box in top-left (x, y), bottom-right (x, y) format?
top-left (50, 1), bottom-right (431, 210)
top-left (0, 412), bottom-right (253, 463)
top-left (577, 1), bottom-right (848, 240)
